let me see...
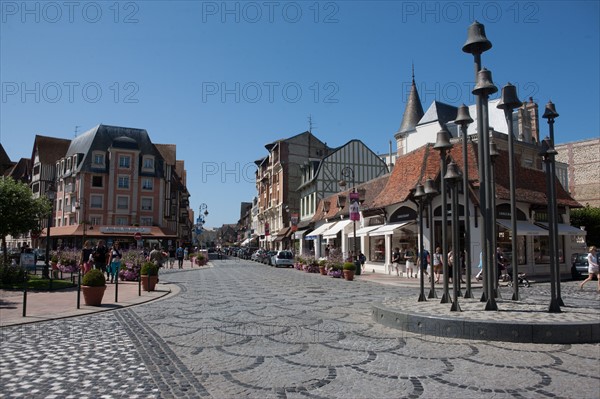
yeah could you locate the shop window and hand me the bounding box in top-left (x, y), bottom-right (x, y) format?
top-left (534, 236), bottom-right (565, 264)
top-left (496, 228), bottom-right (527, 265)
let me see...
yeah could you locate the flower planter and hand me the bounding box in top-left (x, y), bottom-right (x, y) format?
top-left (141, 275), bottom-right (158, 291)
top-left (343, 270), bottom-right (355, 281)
top-left (81, 285), bottom-right (106, 306)
top-left (319, 267), bottom-right (328, 275)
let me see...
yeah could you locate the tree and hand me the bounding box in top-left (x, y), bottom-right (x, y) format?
top-left (570, 206), bottom-right (600, 247)
top-left (0, 177), bottom-right (51, 262)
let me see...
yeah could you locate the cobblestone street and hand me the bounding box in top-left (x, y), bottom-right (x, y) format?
top-left (1, 259), bottom-right (599, 398)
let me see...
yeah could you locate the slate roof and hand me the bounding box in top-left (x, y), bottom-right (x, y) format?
top-left (0, 144), bottom-right (12, 171)
top-left (369, 141), bottom-right (579, 210)
top-left (418, 101), bottom-right (459, 129)
top-left (156, 144), bottom-right (176, 165)
top-left (65, 124), bottom-right (165, 176)
top-left (397, 78), bottom-right (424, 135)
top-left (4, 158), bottom-right (32, 182)
top-left (33, 135), bottom-right (71, 164)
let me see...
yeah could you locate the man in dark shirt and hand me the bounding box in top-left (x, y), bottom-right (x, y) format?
top-left (92, 240), bottom-right (109, 277)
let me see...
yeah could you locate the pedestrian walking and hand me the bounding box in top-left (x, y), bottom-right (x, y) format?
top-left (579, 246), bottom-right (599, 291)
top-left (432, 247), bottom-right (443, 283)
top-left (80, 240), bottom-right (93, 275)
top-left (418, 248), bottom-right (430, 279)
top-left (392, 247), bottom-right (402, 276)
top-left (149, 244), bottom-right (166, 268)
top-left (176, 244), bottom-right (185, 269)
top-left (405, 247), bottom-right (416, 278)
top-left (107, 241), bottom-right (122, 283)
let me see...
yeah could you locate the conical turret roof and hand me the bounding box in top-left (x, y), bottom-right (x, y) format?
top-left (397, 69), bottom-right (424, 135)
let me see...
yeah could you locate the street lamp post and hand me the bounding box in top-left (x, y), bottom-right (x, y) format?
top-left (43, 183), bottom-right (56, 280)
top-left (542, 101), bottom-right (564, 307)
top-left (539, 137), bottom-right (561, 313)
top-left (339, 166), bottom-right (361, 275)
top-left (433, 124), bottom-right (453, 304)
top-left (497, 83), bottom-right (523, 301)
top-left (472, 67), bottom-right (499, 310)
top-left (424, 178), bottom-right (439, 299)
top-left (76, 197), bottom-right (87, 248)
top-left (198, 203), bottom-right (208, 249)
top-left (445, 161), bottom-right (463, 311)
top-left (414, 183), bottom-right (427, 302)
top-left (454, 104), bottom-right (474, 298)
top-left (463, 21), bottom-right (499, 310)
top-left (489, 141), bottom-right (500, 298)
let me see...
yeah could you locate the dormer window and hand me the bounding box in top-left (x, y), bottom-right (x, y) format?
top-left (93, 152), bottom-right (105, 167)
top-left (66, 157), bottom-right (72, 172)
top-left (142, 155), bottom-right (155, 171)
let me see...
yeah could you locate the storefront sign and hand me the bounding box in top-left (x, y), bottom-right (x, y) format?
top-left (265, 222), bottom-right (270, 236)
top-left (291, 213), bottom-right (299, 232)
top-left (349, 192), bottom-right (360, 221)
top-left (100, 227), bottom-right (151, 234)
top-left (389, 206), bottom-right (417, 223)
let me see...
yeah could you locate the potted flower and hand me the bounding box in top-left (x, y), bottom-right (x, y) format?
top-left (318, 259), bottom-right (328, 275)
top-left (81, 269), bottom-right (106, 306)
top-left (343, 262), bottom-right (356, 281)
top-left (140, 261), bottom-right (159, 291)
top-left (195, 255), bottom-right (206, 266)
top-left (328, 264), bottom-right (342, 278)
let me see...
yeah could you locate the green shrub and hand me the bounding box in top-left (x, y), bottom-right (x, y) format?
top-left (82, 269), bottom-right (106, 287)
top-left (141, 262), bottom-right (159, 276)
top-left (343, 262), bottom-right (356, 271)
top-left (318, 259), bottom-right (327, 267)
top-left (0, 259), bottom-right (28, 285)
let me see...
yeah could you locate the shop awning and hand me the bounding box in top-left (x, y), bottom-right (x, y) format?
top-left (536, 223), bottom-right (587, 236)
top-left (323, 220), bottom-right (353, 239)
top-left (369, 222), bottom-right (412, 236)
top-left (496, 220), bottom-right (548, 236)
top-left (349, 225), bottom-right (382, 238)
top-left (294, 229), bottom-right (308, 239)
top-left (305, 222), bottom-right (337, 240)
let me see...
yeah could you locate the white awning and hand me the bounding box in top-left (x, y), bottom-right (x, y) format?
top-left (496, 220), bottom-right (548, 236)
top-left (370, 222), bottom-right (412, 236)
top-left (323, 220), bottom-right (353, 239)
top-left (349, 225), bottom-right (382, 238)
top-left (536, 223), bottom-right (587, 236)
top-left (294, 230), bottom-right (308, 239)
top-left (305, 222), bottom-right (337, 240)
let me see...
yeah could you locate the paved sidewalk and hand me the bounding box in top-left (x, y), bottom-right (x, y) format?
top-left (0, 280), bottom-right (175, 327)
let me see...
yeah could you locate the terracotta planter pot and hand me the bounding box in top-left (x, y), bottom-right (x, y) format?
top-left (141, 275), bottom-right (158, 291)
top-left (343, 270), bottom-right (355, 281)
top-left (81, 285), bottom-right (106, 306)
top-left (319, 267), bottom-right (328, 275)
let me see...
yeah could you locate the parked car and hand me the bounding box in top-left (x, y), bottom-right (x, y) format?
top-left (571, 253), bottom-right (589, 279)
top-left (271, 250), bottom-right (294, 267)
top-left (251, 249), bottom-right (264, 262)
top-left (262, 251), bottom-right (277, 265)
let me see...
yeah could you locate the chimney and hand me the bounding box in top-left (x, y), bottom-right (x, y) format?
top-left (525, 97), bottom-right (540, 144)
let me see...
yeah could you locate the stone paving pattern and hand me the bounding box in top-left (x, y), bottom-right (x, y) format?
top-left (1, 258), bottom-right (599, 398)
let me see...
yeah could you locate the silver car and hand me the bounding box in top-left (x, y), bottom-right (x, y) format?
top-left (271, 251), bottom-right (294, 267)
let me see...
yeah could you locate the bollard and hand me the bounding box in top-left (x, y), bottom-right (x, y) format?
top-left (115, 273), bottom-right (119, 303)
top-left (22, 274), bottom-right (28, 317)
top-left (138, 274), bottom-right (141, 296)
top-left (77, 268), bottom-right (81, 309)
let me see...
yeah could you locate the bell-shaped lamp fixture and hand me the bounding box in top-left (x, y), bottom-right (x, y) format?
top-left (472, 68), bottom-right (498, 96)
top-left (542, 100), bottom-right (559, 120)
top-left (462, 20), bottom-right (492, 55)
top-left (433, 124), bottom-right (453, 152)
top-left (454, 104), bottom-right (474, 126)
top-left (497, 83), bottom-right (522, 111)
top-left (424, 178), bottom-right (439, 197)
top-left (539, 136), bottom-right (558, 158)
top-left (414, 183), bottom-right (426, 200)
top-left (444, 161), bottom-right (462, 182)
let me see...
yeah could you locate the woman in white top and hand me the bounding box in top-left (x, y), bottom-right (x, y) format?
top-left (579, 246), bottom-right (599, 291)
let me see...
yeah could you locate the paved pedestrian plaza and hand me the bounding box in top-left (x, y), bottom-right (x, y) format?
top-left (1, 258), bottom-right (599, 398)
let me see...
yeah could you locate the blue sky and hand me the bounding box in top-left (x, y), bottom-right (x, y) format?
top-left (1, 1), bottom-right (599, 227)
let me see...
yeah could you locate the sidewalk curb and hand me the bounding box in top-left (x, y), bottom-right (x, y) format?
top-left (0, 283), bottom-right (179, 328)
